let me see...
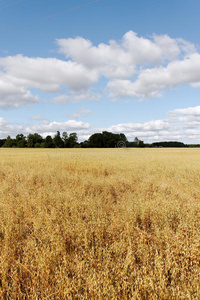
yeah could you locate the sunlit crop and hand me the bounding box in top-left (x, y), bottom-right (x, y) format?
top-left (0, 148), bottom-right (200, 299)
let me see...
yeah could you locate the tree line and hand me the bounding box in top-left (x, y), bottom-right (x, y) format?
top-left (0, 132), bottom-right (78, 148)
top-left (0, 131), bottom-right (142, 148)
top-left (0, 131), bottom-right (199, 148)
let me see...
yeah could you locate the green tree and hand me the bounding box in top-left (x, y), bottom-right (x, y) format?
top-left (16, 134), bottom-right (27, 148)
top-left (68, 133), bottom-right (78, 148)
top-left (35, 143), bottom-right (41, 148)
top-left (53, 131), bottom-right (64, 148)
top-left (27, 133), bottom-right (43, 148)
top-left (102, 131), bottom-right (113, 147)
top-left (138, 140), bottom-right (144, 148)
top-left (0, 139), bottom-right (6, 147)
top-left (62, 132), bottom-right (68, 148)
top-left (102, 131), bottom-right (127, 148)
top-left (119, 133), bottom-right (127, 143)
top-left (44, 135), bottom-right (54, 148)
top-left (88, 133), bottom-right (103, 148)
top-left (2, 136), bottom-right (14, 148)
top-left (80, 140), bottom-right (90, 148)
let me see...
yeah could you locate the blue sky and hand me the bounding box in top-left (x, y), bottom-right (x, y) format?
top-left (1, 0), bottom-right (200, 143)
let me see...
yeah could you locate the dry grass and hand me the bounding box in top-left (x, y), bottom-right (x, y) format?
top-left (0, 148), bottom-right (200, 299)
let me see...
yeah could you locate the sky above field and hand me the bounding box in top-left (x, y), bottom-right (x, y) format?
top-left (1, 0), bottom-right (200, 143)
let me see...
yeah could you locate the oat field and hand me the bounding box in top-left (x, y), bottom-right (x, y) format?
top-left (0, 148), bottom-right (200, 299)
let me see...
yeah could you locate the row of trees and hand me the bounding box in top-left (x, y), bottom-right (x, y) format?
top-left (0, 132), bottom-right (78, 148)
top-left (1, 131), bottom-right (197, 148)
top-left (0, 131), bottom-right (145, 148)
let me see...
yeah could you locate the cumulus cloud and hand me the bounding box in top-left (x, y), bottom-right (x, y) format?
top-left (56, 31), bottom-right (198, 100)
top-left (1, 104), bottom-right (200, 143)
top-left (0, 31), bottom-right (198, 108)
top-left (170, 105), bottom-right (200, 116)
top-left (57, 35), bottom-right (136, 78)
top-left (57, 31), bottom-right (195, 74)
top-left (0, 117), bottom-right (92, 140)
top-left (103, 106), bottom-right (200, 142)
top-left (152, 34), bottom-right (181, 61)
top-left (0, 117), bottom-right (8, 126)
top-left (176, 38), bottom-right (197, 56)
top-left (25, 120), bottom-right (91, 134)
top-left (0, 73), bottom-right (39, 108)
top-left (0, 55), bottom-right (99, 93)
top-left (57, 31), bottom-right (164, 79)
top-left (108, 120), bottom-right (170, 133)
top-left (106, 119), bottom-right (183, 143)
top-left (0, 54), bottom-right (99, 108)
top-left (108, 53), bottom-right (200, 98)
top-left (104, 118), bottom-right (188, 143)
top-left (0, 117), bottom-right (23, 137)
top-left (168, 105), bottom-right (200, 129)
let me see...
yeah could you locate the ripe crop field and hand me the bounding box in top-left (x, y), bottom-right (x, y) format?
top-left (0, 148), bottom-right (200, 299)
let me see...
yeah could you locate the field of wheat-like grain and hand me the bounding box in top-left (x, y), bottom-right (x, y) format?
top-left (0, 148), bottom-right (200, 299)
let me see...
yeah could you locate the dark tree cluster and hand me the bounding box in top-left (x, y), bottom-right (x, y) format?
top-left (0, 131), bottom-right (139, 149)
top-left (81, 131), bottom-right (128, 148)
top-left (151, 141), bottom-right (186, 148)
top-left (0, 131), bottom-right (79, 149)
top-left (1, 131), bottom-right (197, 148)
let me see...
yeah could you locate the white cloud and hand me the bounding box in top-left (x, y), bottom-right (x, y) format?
top-left (0, 117), bottom-right (23, 137)
top-left (25, 120), bottom-right (91, 134)
top-left (104, 118), bottom-right (187, 143)
top-left (108, 120), bottom-right (170, 133)
top-left (0, 117), bottom-right (92, 140)
top-left (57, 31), bottom-right (196, 79)
top-left (0, 73), bottom-right (39, 108)
top-left (56, 31), bottom-right (168, 81)
top-left (0, 117), bottom-right (8, 126)
top-left (0, 31), bottom-right (198, 109)
top-left (191, 82), bottom-right (200, 88)
top-left (50, 89), bottom-right (100, 104)
top-left (108, 53), bottom-right (200, 98)
top-left (168, 105), bottom-right (200, 129)
top-left (0, 55), bottom-right (99, 93)
top-left (0, 54), bottom-right (99, 108)
top-left (1, 105), bottom-right (200, 143)
top-left (107, 78), bottom-right (161, 98)
top-left (57, 35), bottom-right (136, 78)
top-left (170, 105), bottom-right (200, 116)
top-left (153, 34), bottom-right (180, 61)
top-left (185, 129), bottom-right (200, 135)
top-left (153, 35), bottom-right (196, 61)
top-left (176, 38), bottom-right (197, 56)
